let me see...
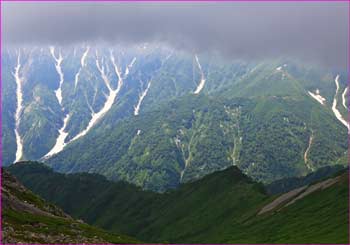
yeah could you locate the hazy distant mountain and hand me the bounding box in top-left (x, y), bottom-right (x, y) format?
top-left (2, 44), bottom-right (348, 191)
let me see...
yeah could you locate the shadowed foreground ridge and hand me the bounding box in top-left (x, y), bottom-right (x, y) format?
top-left (7, 161), bottom-right (349, 244)
top-left (1, 168), bottom-right (139, 244)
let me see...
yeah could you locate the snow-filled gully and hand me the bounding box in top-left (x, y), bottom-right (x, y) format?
top-left (132, 52), bottom-right (173, 116)
top-left (124, 57), bottom-right (136, 79)
top-left (13, 51), bottom-right (24, 163)
top-left (193, 55), bottom-right (206, 94)
top-left (44, 47), bottom-right (71, 158)
top-left (44, 114), bottom-right (71, 158)
top-left (134, 81), bottom-right (151, 116)
top-left (342, 87), bottom-right (348, 110)
top-left (74, 46), bottom-right (90, 90)
top-left (332, 75), bottom-right (349, 132)
top-left (49, 47), bottom-right (64, 106)
top-left (70, 52), bottom-right (126, 142)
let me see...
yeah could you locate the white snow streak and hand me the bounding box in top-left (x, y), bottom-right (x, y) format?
top-left (74, 69), bottom-right (81, 91)
top-left (124, 57), bottom-right (136, 78)
top-left (134, 81), bottom-right (151, 116)
top-left (332, 75), bottom-right (350, 132)
top-left (81, 46), bottom-right (90, 67)
top-left (308, 89), bottom-right (326, 105)
top-left (13, 51), bottom-right (24, 163)
top-left (70, 53), bottom-right (123, 142)
top-left (49, 46), bottom-right (64, 105)
top-left (43, 114), bottom-right (71, 158)
top-left (193, 55), bottom-right (206, 94)
top-left (74, 46), bottom-right (90, 90)
top-left (342, 87), bottom-right (348, 110)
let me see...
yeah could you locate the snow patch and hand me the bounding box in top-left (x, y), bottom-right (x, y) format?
top-left (276, 64), bottom-right (287, 71)
top-left (308, 89), bottom-right (326, 105)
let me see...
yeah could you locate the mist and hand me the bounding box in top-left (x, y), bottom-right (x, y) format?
top-left (3, 2), bottom-right (349, 69)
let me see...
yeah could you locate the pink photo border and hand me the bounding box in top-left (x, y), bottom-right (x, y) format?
top-left (0, 0), bottom-right (348, 245)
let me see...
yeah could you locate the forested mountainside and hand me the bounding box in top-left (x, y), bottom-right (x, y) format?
top-left (3, 45), bottom-right (348, 191)
top-left (8, 162), bottom-right (349, 243)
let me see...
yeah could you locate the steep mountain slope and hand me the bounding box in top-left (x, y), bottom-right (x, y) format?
top-left (266, 164), bottom-right (346, 194)
top-left (2, 45), bottom-right (348, 191)
top-left (8, 162), bottom-right (349, 243)
top-left (47, 94), bottom-right (347, 191)
top-left (1, 168), bottom-right (139, 244)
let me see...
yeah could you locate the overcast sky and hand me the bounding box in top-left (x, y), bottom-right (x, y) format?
top-left (3, 2), bottom-right (349, 68)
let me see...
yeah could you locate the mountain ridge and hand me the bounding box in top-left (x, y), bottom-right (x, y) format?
top-left (2, 46), bottom-right (348, 191)
top-left (7, 161), bottom-right (349, 243)
top-left (2, 167), bottom-right (139, 244)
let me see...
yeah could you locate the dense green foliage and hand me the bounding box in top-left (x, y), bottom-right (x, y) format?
top-left (48, 93), bottom-right (347, 190)
top-left (8, 162), bottom-right (349, 243)
top-left (3, 47), bottom-right (348, 192)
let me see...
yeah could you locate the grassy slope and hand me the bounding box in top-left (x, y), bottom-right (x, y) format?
top-left (4, 209), bottom-right (139, 244)
top-left (8, 162), bottom-right (349, 243)
top-left (2, 168), bottom-right (139, 244)
top-left (225, 172), bottom-right (349, 244)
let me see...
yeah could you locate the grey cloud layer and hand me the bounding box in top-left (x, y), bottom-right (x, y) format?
top-left (3, 2), bottom-right (348, 68)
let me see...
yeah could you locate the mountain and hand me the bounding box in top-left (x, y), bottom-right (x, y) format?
top-left (1, 168), bottom-right (139, 244)
top-left (8, 161), bottom-right (349, 243)
top-left (2, 45), bottom-right (348, 191)
top-left (266, 164), bottom-right (346, 194)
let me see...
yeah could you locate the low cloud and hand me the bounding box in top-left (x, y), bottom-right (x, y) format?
top-left (3, 2), bottom-right (348, 68)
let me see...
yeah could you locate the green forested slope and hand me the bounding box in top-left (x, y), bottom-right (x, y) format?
top-left (47, 93), bottom-right (347, 191)
top-left (8, 162), bottom-right (349, 244)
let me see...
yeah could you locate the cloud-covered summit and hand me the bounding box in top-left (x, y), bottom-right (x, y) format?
top-left (3, 2), bottom-right (348, 68)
